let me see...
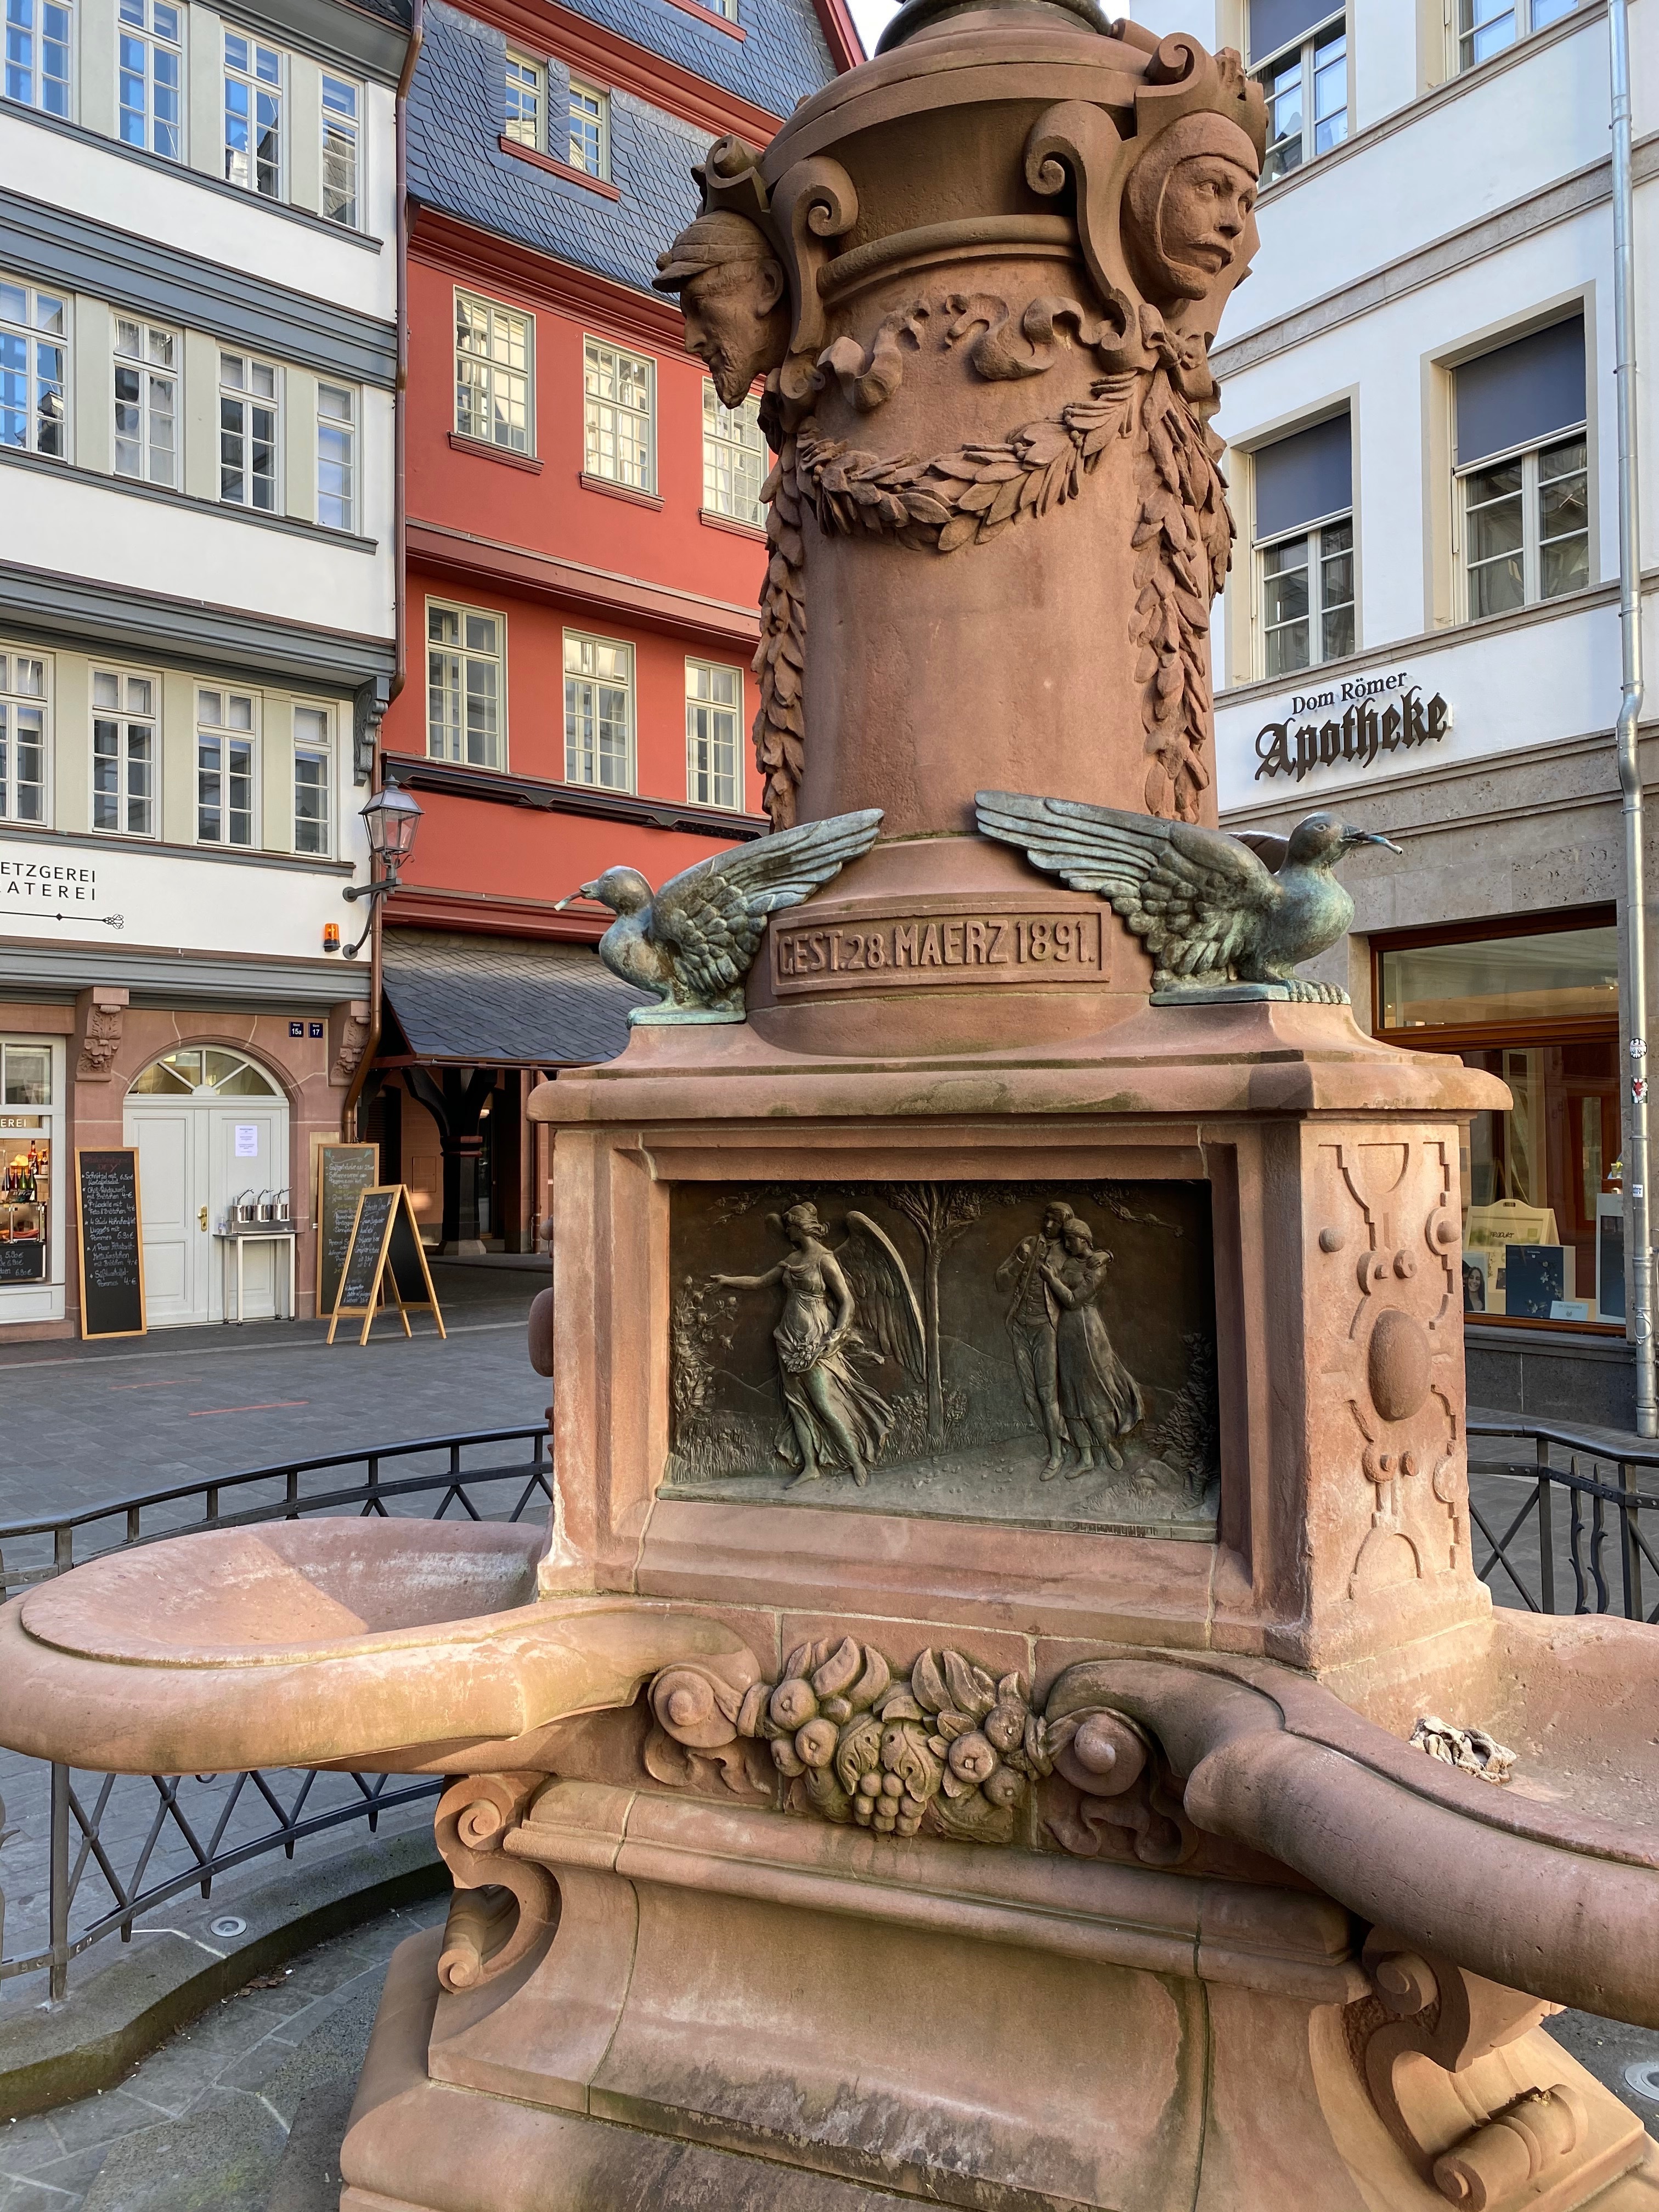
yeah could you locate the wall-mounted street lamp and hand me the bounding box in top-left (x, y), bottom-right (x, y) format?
top-left (329, 777), bottom-right (424, 959)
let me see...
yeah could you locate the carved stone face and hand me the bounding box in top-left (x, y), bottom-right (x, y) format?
top-left (680, 258), bottom-right (789, 409)
top-left (1156, 155), bottom-right (1257, 300)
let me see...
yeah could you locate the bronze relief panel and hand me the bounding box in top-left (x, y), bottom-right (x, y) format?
top-left (666, 1180), bottom-right (1218, 1537)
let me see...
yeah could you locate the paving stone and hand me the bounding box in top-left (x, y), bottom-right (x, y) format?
top-left (77, 2089), bottom-right (285, 2212)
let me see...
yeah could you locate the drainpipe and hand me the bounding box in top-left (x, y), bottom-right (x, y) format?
top-left (1609, 0), bottom-right (1654, 1434)
top-left (342, 0), bottom-right (423, 1145)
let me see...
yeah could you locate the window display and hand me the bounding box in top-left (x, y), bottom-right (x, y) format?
top-left (1373, 912), bottom-right (1621, 1329)
top-left (1, 1041), bottom-right (53, 1285)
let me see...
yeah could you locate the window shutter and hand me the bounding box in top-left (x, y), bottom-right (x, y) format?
top-left (1248, 0), bottom-right (1343, 64)
top-left (1455, 317), bottom-right (1586, 466)
top-left (1252, 413), bottom-right (1351, 541)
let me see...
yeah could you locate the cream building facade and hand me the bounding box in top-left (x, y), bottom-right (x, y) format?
top-left (1137, 0), bottom-right (1658, 1423)
top-left (0, 0), bottom-right (409, 1334)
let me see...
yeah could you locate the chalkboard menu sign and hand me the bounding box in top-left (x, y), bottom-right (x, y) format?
top-left (76, 1148), bottom-right (145, 1339)
top-left (316, 1143), bottom-right (378, 1316)
top-left (339, 1186), bottom-right (398, 1312)
top-left (326, 1184), bottom-right (447, 1346)
top-left (0, 1237), bottom-right (46, 1284)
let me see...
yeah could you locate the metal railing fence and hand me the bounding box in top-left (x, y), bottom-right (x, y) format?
top-left (0, 1425), bottom-right (551, 2001)
top-left (1466, 1417), bottom-right (1659, 1625)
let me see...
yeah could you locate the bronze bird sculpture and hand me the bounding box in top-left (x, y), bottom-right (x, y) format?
top-left (975, 793), bottom-right (1399, 1003)
top-left (557, 808), bottom-right (883, 1021)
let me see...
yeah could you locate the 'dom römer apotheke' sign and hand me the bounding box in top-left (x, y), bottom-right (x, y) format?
top-left (1254, 668), bottom-right (1453, 785)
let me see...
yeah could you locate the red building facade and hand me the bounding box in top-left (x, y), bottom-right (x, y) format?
top-left (372, 0), bottom-right (857, 1249)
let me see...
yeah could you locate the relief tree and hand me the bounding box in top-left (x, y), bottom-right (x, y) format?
top-left (887, 1183), bottom-right (981, 1451)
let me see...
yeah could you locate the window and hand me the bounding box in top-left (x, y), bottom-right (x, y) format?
top-left (317, 382), bottom-right (354, 531)
top-left (1252, 413), bottom-right (1353, 676)
top-left (0, 652), bottom-right (46, 823)
top-left (564, 633), bottom-right (632, 791)
top-left (706, 0), bottom-right (737, 16)
top-left (118, 0), bottom-right (181, 156)
top-left (1374, 915), bottom-right (1620, 1327)
top-left (2, 1039), bottom-right (50, 1103)
top-left (219, 352), bottom-right (277, 511)
top-left (503, 50), bottom-right (542, 147)
top-left (1456, 318), bottom-right (1588, 620)
top-left (686, 661), bottom-right (740, 808)
top-left (583, 338), bottom-right (652, 490)
top-left (131, 1046), bottom-right (278, 1095)
top-left (454, 292), bottom-right (532, 454)
top-left (567, 79), bottom-right (607, 178)
top-left (702, 383), bottom-right (766, 526)
top-left (91, 668), bottom-right (156, 836)
top-left (0, 280), bottom-right (65, 459)
top-left (427, 601), bottom-right (503, 768)
top-left (4, 0), bottom-right (70, 115)
top-left (320, 75), bottom-right (359, 225)
top-left (223, 31), bottom-right (281, 198)
top-left (113, 318), bottom-right (177, 487)
top-left (1250, 4), bottom-right (1346, 185)
top-left (196, 687), bottom-right (255, 844)
top-left (292, 704), bottom-right (330, 853)
top-left (1458, 0), bottom-right (1576, 71)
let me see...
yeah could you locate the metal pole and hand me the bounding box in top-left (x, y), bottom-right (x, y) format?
top-left (1609, 0), bottom-right (1654, 1435)
top-left (48, 1762), bottom-right (69, 2003)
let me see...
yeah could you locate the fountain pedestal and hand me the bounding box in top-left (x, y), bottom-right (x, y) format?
top-left (1, 8), bottom-right (1656, 2208)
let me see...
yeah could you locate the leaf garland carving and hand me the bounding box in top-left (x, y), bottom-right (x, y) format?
top-left (749, 369), bottom-right (1234, 830)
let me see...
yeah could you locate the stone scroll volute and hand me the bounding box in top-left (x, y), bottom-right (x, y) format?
top-left (652, 14), bottom-right (1266, 838)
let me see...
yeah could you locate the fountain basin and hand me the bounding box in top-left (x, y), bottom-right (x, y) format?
top-left (0, 1520), bottom-right (758, 1776)
top-left (1063, 1609), bottom-right (1659, 2028)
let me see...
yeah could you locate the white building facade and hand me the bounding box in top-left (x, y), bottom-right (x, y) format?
top-left (0, 0), bottom-right (409, 1334)
top-left (1133, 0), bottom-right (1659, 1424)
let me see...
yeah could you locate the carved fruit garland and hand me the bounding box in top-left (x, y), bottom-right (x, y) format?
top-left (749, 371), bottom-right (1232, 830)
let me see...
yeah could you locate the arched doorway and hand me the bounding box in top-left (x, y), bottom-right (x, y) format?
top-left (123, 1048), bottom-right (289, 1327)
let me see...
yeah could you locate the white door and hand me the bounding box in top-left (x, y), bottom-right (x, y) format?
top-left (124, 1048), bottom-right (289, 1329)
top-left (127, 1108), bottom-right (203, 1325)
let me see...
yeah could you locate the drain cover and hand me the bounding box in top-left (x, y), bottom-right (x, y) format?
top-left (1624, 2060), bottom-right (1659, 2103)
top-left (209, 1916), bottom-right (247, 1938)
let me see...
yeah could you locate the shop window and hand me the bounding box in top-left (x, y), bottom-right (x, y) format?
top-left (1252, 413), bottom-right (1353, 676)
top-left (567, 80), bottom-right (607, 179)
top-left (113, 318), bottom-right (178, 488)
top-left (92, 667), bottom-right (156, 836)
top-left (427, 600), bottom-right (503, 768)
top-left (196, 687), bottom-right (256, 845)
top-left (564, 631), bottom-right (633, 791)
top-left (1458, 0), bottom-right (1576, 71)
top-left (0, 650), bottom-right (48, 822)
top-left (1249, 2), bottom-right (1346, 185)
top-left (3, 0), bottom-right (71, 115)
top-left (118, 0), bottom-right (182, 158)
top-left (218, 352), bottom-right (278, 512)
top-left (503, 51), bottom-right (543, 148)
top-left (1455, 317), bottom-right (1588, 619)
top-left (317, 382), bottom-right (355, 531)
top-left (1, 1041), bottom-right (53, 1287)
top-left (223, 30), bottom-right (282, 198)
top-left (703, 382), bottom-right (766, 526)
top-left (1, 278), bottom-right (67, 459)
top-left (583, 337), bottom-right (652, 491)
top-left (320, 74), bottom-right (359, 227)
top-left (686, 659), bottom-right (740, 808)
top-left (1374, 914), bottom-right (1622, 1328)
top-left (455, 291), bottom-right (532, 454)
top-left (293, 703), bottom-right (330, 853)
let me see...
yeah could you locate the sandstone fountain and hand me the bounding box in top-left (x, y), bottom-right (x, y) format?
top-left (3, 7), bottom-right (1657, 2207)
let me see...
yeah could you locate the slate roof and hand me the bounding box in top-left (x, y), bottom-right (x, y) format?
top-left (342, 0), bottom-right (412, 30)
top-left (408, 0), bottom-right (838, 293)
top-left (381, 928), bottom-right (648, 1064)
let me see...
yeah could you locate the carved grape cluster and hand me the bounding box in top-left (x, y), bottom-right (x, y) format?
top-left (737, 1635), bottom-right (1052, 1846)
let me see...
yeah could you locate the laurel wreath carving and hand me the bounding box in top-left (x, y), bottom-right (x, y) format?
top-left (750, 368), bottom-right (1232, 830)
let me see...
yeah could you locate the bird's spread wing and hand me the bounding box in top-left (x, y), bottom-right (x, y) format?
top-left (838, 1211), bottom-right (924, 1384)
top-left (650, 809), bottom-right (883, 1003)
top-left (975, 791), bottom-right (1278, 981)
top-left (1233, 830), bottom-right (1289, 873)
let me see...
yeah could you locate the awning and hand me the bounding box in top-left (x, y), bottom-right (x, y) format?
top-left (380, 929), bottom-right (648, 1066)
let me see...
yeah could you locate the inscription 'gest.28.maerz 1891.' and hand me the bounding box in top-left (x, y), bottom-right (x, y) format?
top-left (770, 910), bottom-right (1106, 991)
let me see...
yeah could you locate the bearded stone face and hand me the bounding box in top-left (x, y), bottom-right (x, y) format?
top-left (1155, 154), bottom-right (1257, 301)
top-left (680, 257), bottom-right (790, 409)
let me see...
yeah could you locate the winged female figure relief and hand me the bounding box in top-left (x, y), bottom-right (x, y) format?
top-left (712, 1203), bottom-right (924, 1488)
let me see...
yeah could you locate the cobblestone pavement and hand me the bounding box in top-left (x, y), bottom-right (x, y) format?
top-left (0, 1896), bottom-right (450, 2211)
top-left (0, 1902), bottom-right (1654, 2211)
top-left (0, 1259), bottom-right (549, 1528)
